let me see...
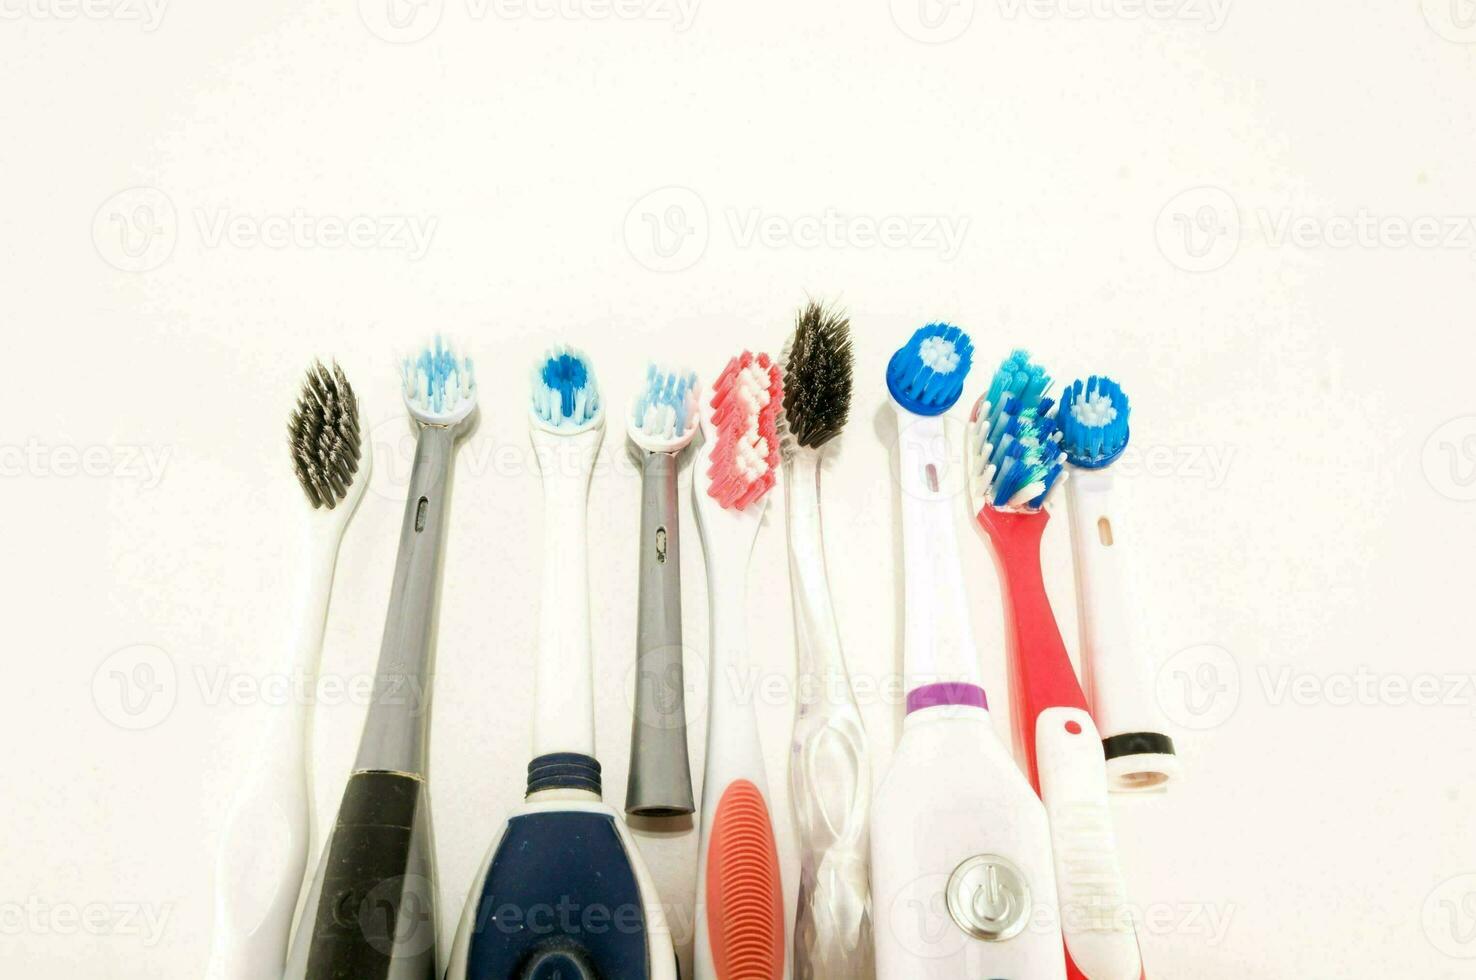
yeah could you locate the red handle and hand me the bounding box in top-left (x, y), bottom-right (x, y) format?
top-left (975, 507), bottom-right (1089, 790)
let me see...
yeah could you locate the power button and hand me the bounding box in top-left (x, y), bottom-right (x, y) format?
top-left (946, 854), bottom-right (1031, 942)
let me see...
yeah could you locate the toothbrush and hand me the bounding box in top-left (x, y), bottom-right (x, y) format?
top-left (284, 338), bottom-right (477, 980)
top-left (1058, 376), bottom-right (1178, 792)
top-left (625, 363), bottom-right (701, 818)
top-left (445, 346), bottom-right (678, 980)
top-left (779, 303), bottom-right (872, 980)
top-left (966, 350), bottom-right (1144, 980)
top-left (206, 363), bottom-right (368, 980)
top-left (871, 324), bottom-right (1064, 980)
top-left (692, 350), bottom-right (789, 980)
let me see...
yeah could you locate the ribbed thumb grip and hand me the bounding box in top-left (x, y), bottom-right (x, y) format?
top-left (705, 779), bottom-right (784, 979)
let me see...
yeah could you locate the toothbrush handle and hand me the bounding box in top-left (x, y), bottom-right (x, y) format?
top-left (980, 509), bottom-right (1145, 980)
top-left (298, 771), bottom-right (439, 979)
top-left (626, 450), bottom-right (695, 815)
top-left (206, 537), bottom-right (332, 980)
top-left (1066, 471), bottom-right (1176, 787)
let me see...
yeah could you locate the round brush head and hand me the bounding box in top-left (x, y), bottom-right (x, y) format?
top-left (1059, 375), bottom-right (1130, 469)
top-left (532, 345), bottom-right (603, 433)
top-left (628, 363), bottom-right (699, 453)
top-left (289, 360), bottom-right (363, 509)
top-left (402, 337), bottom-right (477, 426)
top-left (885, 322), bottom-right (973, 416)
top-left (780, 301), bottom-right (853, 455)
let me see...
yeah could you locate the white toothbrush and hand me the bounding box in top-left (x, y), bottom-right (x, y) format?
top-left (445, 346), bottom-right (677, 980)
top-left (871, 325), bottom-right (1064, 980)
top-left (779, 304), bottom-right (873, 980)
top-left (205, 362), bottom-right (368, 980)
top-left (1059, 375), bottom-right (1178, 793)
top-left (692, 350), bottom-right (790, 980)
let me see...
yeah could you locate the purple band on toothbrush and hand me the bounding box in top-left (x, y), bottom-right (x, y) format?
top-left (906, 682), bottom-right (988, 714)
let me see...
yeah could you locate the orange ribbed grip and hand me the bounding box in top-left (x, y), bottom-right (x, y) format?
top-left (705, 779), bottom-right (784, 979)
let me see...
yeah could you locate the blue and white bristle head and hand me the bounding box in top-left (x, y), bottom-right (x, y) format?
top-left (401, 337), bottom-right (477, 425)
top-left (966, 349), bottom-right (1067, 512)
top-left (1059, 375), bottom-right (1130, 468)
top-left (628, 364), bottom-right (699, 452)
top-left (886, 323), bottom-right (973, 416)
top-left (531, 345), bottom-right (603, 432)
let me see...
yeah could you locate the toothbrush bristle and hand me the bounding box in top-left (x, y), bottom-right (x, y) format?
top-left (967, 349), bottom-right (1066, 513)
top-left (532, 345), bottom-right (602, 429)
top-left (886, 322), bottom-right (973, 415)
top-left (706, 351), bottom-right (783, 510)
top-left (402, 336), bottom-right (477, 423)
top-left (1059, 375), bottom-right (1131, 467)
top-left (631, 363), bottom-right (699, 443)
top-left (289, 361), bottom-right (361, 509)
top-left (780, 301), bottom-right (853, 453)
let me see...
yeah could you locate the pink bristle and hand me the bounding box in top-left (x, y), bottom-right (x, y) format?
top-left (707, 351), bottom-right (783, 511)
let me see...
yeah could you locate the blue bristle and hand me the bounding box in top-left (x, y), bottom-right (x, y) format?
top-left (631, 364), bottom-right (697, 439)
top-left (1059, 375), bottom-right (1130, 468)
top-left (975, 348), bottom-right (1065, 511)
top-left (532, 346), bottom-right (602, 428)
top-left (402, 336), bottom-right (476, 418)
top-left (886, 323), bottom-right (974, 415)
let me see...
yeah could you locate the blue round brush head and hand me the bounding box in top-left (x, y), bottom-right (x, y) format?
top-left (886, 323), bottom-right (973, 416)
top-left (1059, 375), bottom-right (1130, 468)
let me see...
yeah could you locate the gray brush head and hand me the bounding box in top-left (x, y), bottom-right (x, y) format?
top-left (289, 361), bottom-right (362, 509)
top-left (781, 301), bottom-right (853, 450)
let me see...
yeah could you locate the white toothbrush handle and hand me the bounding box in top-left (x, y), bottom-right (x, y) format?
top-left (531, 424), bottom-right (602, 759)
top-left (1035, 708), bottom-right (1145, 980)
top-left (895, 409), bottom-right (983, 691)
top-left (1065, 470), bottom-right (1177, 790)
top-left (206, 532), bottom-right (335, 980)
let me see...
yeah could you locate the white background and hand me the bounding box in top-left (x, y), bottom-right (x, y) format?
top-left (2, 1), bottom-right (1474, 977)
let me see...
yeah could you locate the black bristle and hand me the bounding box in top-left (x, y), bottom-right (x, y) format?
top-left (288, 360), bottom-right (362, 509)
top-left (782, 301), bottom-right (854, 449)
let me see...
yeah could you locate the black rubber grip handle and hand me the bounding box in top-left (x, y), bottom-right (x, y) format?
top-left (305, 771), bottom-right (432, 980)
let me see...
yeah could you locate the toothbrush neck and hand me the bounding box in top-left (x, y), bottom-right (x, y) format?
top-left (895, 409), bottom-right (986, 705)
top-left (531, 426), bottom-right (603, 763)
top-left (354, 423), bottom-right (458, 777)
top-left (784, 451), bottom-right (845, 684)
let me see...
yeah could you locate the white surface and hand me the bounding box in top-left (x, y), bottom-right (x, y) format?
top-left (1, 3), bottom-right (1473, 977)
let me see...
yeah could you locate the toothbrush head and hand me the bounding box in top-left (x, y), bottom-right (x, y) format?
top-left (966, 349), bottom-right (1067, 513)
top-left (531, 345), bottom-right (603, 433)
top-left (780, 300), bottom-right (853, 455)
top-left (704, 351), bottom-right (783, 511)
top-left (289, 360), bottom-right (364, 509)
top-left (402, 337), bottom-right (477, 426)
top-left (885, 322), bottom-right (973, 416)
top-left (628, 363), bottom-right (699, 453)
top-left (1059, 375), bottom-right (1130, 469)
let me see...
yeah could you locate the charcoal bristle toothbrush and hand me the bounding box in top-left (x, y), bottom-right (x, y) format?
top-left (692, 350), bottom-right (789, 980)
top-left (871, 324), bottom-right (1063, 980)
top-left (284, 338), bottom-right (477, 980)
top-left (206, 362), bottom-right (368, 980)
top-left (626, 363), bottom-right (701, 818)
top-left (446, 346), bottom-right (677, 980)
top-left (1058, 376), bottom-right (1177, 792)
top-left (966, 350), bottom-right (1144, 980)
top-left (779, 302), bottom-right (872, 980)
